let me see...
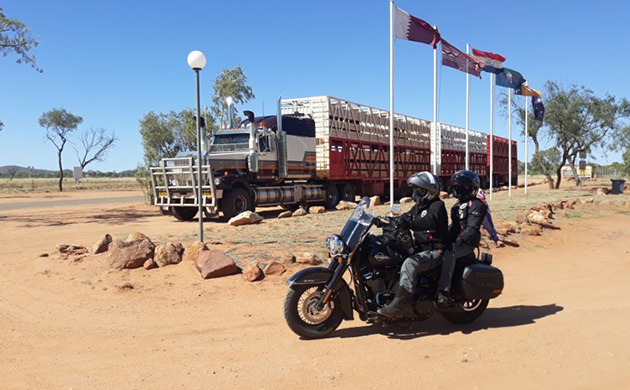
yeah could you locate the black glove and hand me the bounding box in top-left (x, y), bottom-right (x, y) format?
top-left (391, 216), bottom-right (411, 230)
top-left (373, 217), bottom-right (389, 228)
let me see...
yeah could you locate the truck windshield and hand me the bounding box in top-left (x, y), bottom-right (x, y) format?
top-left (210, 134), bottom-right (249, 153)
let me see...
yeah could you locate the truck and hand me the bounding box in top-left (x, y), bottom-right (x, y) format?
top-left (150, 96), bottom-right (517, 221)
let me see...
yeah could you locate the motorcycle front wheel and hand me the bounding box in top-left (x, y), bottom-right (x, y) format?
top-left (284, 285), bottom-right (344, 339)
top-left (439, 299), bottom-right (489, 324)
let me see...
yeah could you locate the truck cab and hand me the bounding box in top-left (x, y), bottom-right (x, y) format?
top-left (150, 101), bottom-right (322, 221)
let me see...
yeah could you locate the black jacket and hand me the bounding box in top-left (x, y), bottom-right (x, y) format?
top-left (399, 199), bottom-right (448, 250)
top-left (447, 197), bottom-right (488, 248)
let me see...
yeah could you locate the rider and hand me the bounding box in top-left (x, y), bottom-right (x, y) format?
top-left (437, 169), bottom-right (488, 306)
top-left (377, 171), bottom-right (448, 318)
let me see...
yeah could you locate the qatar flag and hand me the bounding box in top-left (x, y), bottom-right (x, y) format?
top-left (394, 7), bottom-right (440, 48)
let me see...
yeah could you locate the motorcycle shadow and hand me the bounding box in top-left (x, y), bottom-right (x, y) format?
top-left (330, 304), bottom-right (564, 340)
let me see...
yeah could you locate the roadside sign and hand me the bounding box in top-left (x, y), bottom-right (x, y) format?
top-left (73, 166), bottom-right (83, 181)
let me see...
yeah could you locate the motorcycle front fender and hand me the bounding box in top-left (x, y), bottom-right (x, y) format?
top-left (286, 266), bottom-right (354, 320)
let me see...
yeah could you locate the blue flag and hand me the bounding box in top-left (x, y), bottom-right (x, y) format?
top-left (495, 67), bottom-right (525, 90)
top-left (532, 96), bottom-right (545, 121)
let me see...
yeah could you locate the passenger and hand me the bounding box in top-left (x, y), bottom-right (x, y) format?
top-left (437, 170), bottom-right (488, 306)
top-left (377, 171), bottom-right (448, 318)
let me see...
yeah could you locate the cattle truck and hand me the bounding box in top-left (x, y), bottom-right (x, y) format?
top-left (150, 96), bottom-right (517, 221)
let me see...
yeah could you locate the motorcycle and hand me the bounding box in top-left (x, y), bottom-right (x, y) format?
top-left (283, 197), bottom-right (504, 339)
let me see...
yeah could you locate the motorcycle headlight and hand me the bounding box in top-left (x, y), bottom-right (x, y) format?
top-left (214, 177), bottom-right (221, 186)
top-left (326, 234), bottom-right (347, 256)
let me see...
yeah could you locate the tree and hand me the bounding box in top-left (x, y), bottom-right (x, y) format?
top-left (503, 81), bottom-right (630, 189)
top-left (139, 108), bottom-right (213, 166)
top-left (75, 127), bottom-right (117, 170)
top-left (39, 109), bottom-right (83, 191)
top-left (623, 149), bottom-right (630, 177)
top-left (0, 7), bottom-right (42, 72)
top-left (211, 66), bottom-right (255, 129)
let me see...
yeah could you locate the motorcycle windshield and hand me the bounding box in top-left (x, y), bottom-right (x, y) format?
top-left (339, 197), bottom-right (374, 250)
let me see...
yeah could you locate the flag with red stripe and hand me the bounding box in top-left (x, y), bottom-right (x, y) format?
top-left (471, 48), bottom-right (506, 74)
top-left (441, 40), bottom-right (483, 78)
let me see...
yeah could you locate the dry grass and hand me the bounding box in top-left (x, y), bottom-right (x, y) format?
top-left (0, 177), bottom-right (141, 194)
top-left (203, 180), bottom-right (629, 255)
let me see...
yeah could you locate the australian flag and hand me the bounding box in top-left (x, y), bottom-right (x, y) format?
top-left (532, 96), bottom-right (545, 121)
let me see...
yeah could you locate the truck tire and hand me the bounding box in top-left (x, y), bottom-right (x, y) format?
top-left (338, 183), bottom-right (356, 202)
top-left (323, 185), bottom-right (340, 209)
top-left (171, 207), bottom-right (198, 221)
top-left (222, 188), bottom-right (253, 219)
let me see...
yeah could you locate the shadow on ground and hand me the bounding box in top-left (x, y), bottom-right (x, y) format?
top-left (328, 304), bottom-right (563, 340)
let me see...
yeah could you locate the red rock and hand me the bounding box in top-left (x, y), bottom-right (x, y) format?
top-left (108, 239), bottom-right (155, 269)
top-left (521, 224), bottom-right (542, 236)
top-left (126, 232), bottom-right (152, 243)
top-left (92, 234), bottom-right (112, 254)
top-left (195, 250), bottom-right (237, 279)
top-left (296, 253), bottom-right (323, 265)
top-left (243, 263), bottom-right (264, 282)
top-left (278, 211), bottom-right (292, 219)
top-left (143, 259), bottom-right (156, 270)
top-left (154, 242), bottom-right (184, 267)
top-left (264, 261), bottom-right (286, 276)
top-left (292, 207), bottom-right (308, 217)
top-left (183, 242), bottom-right (208, 262)
top-left (309, 206), bottom-right (326, 214)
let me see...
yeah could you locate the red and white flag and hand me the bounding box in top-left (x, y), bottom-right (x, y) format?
top-left (471, 48), bottom-right (506, 74)
top-left (394, 7), bottom-right (440, 48)
top-left (441, 40), bottom-right (483, 78)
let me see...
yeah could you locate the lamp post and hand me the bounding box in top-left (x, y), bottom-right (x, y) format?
top-left (187, 50), bottom-right (207, 242)
top-left (225, 96), bottom-right (234, 129)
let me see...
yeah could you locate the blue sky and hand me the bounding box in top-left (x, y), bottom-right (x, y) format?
top-left (1, 0), bottom-right (628, 172)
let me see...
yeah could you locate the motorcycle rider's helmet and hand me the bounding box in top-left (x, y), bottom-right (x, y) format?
top-left (450, 170), bottom-right (481, 201)
top-left (408, 171), bottom-right (440, 205)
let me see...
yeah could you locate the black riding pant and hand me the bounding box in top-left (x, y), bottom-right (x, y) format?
top-left (438, 242), bottom-right (475, 292)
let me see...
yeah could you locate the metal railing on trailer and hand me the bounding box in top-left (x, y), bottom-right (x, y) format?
top-left (149, 156), bottom-right (218, 210)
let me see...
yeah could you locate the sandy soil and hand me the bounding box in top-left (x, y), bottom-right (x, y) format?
top-left (1, 186), bottom-right (629, 389)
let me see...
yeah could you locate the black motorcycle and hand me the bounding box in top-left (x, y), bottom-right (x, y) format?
top-left (283, 197), bottom-right (504, 339)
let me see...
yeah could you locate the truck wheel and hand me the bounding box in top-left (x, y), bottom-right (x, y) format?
top-left (323, 185), bottom-right (340, 209)
top-left (338, 183), bottom-right (356, 202)
top-left (171, 207), bottom-right (198, 221)
top-left (222, 188), bottom-right (252, 219)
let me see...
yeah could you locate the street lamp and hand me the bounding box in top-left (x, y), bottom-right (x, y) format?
top-left (187, 50), bottom-right (207, 242)
top-left (225, 96), bottom-right (234, 129)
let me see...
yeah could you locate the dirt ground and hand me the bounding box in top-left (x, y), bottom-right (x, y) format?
top-left (1, 182), bottom-right (629, 389)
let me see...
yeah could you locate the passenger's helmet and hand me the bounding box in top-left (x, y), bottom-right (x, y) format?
top-left (450, 170), bottom-right (481, 201)
top-left (408, 171), bottom-right (440, 205)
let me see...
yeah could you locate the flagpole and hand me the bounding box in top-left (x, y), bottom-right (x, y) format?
top-left (524, 81), bottom-right (529, 195)
top-left (508, 87), bottom-right (512, 198)
top-left (489, 73), bottom-right (494, 200)
top-left (432, 27), bottom-right (438, 176)
top-left (389, 0), bottom-right (395, 207)
top-left (465, 43), bottom-right (470, 171)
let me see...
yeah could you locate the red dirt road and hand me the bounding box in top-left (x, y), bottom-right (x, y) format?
top-left (0, 191), bottom-right (629, 389)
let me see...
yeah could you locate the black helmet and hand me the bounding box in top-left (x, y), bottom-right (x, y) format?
top-left (408, 171), bottom-right (440, 205)
top-left (450, 170), bottom-right (480, 201)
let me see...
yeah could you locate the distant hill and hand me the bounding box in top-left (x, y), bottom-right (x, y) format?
top-left (0, 165), bottom-right (135, 177)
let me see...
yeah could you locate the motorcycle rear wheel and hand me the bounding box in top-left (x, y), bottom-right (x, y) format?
top-left (284, 285), bottom-right (344, 339)
top-left (439, 299), bottom-right (489, 324)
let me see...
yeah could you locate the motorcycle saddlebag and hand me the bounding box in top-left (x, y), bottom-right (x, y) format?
top-left (459, 263), bottom-right (504, 299)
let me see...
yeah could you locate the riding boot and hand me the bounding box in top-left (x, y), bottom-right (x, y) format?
top-left (436, 290), bottom-right (451, 307)
top-left (377, 284), bottom-right (412, 317)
